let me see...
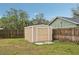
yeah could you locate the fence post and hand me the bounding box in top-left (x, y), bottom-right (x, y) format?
top-left (52, 29), bottom-right (54, 40)
top-left (72, 28), bottom-right (75, 41)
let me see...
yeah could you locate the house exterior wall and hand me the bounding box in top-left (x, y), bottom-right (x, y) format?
top-left (50, 18), bottom-right (77, 29)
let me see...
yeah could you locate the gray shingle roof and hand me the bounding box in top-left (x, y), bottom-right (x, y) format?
top-left (49, 17), bottom-right (79, 25)
top-left (62, 17), bottom-right (79, 24)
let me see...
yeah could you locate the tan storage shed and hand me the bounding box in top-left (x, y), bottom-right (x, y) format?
top-left (24, 25), bottom-right (52, 43)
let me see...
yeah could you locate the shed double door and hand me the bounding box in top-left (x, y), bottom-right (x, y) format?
top-left (35, 27), bottom-right (49, 42)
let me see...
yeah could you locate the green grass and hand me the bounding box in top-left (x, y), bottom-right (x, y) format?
top-left (0, 38), bottom-right (79, 55)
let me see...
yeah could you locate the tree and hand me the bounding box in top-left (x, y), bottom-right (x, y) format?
top-left (0, 17), bottom-right (9, 29)
top-left (18, 10), bottom-right (29, 29)
top-left (1, 8), bottom-right (29, 30)
top-left (31, 12), bottom-right (49, 25)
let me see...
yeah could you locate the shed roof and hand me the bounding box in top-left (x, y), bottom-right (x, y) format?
top-left (49, 16), bottom-right (79, 25)
top-left (25, 24), bottom-right (50, 28)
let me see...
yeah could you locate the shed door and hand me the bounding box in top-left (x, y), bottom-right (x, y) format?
top-left (36, 27), bottom-right (49, 42)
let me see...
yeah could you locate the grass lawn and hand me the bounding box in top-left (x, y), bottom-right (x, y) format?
top-left (0, 38), bottom-right (79, 55)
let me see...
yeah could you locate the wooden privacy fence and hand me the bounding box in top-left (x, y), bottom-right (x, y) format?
top-left (52, 28), bottom-right (79, 41)
top-left (0, 30), bottom-right (24, 38)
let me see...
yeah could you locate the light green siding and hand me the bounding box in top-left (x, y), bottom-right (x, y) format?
top-left (50, 18), bottom-right (77, 29)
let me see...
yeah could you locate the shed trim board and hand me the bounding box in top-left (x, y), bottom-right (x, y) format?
top-left (48, 26), bottom-right (52, 41)
top-left (32, 26), bottom-right (34, 42)
top-left (24, 27), bottom-right (25, 40)
top-left (51, 27), bottom-right (52, 40)
top-left (36, 27), bottom-right (38, 42)
top-left (35, 27), bottom-right (49, 42)
top-left (48, 27), bottom-right (49, 41)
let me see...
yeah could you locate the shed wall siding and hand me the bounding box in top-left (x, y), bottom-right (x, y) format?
top-left (24, 27), bottom-right (32, 42)
top-left (24, 25), bottom-right (52, 43)
top-left (50, 19), bottom-right (77, 29)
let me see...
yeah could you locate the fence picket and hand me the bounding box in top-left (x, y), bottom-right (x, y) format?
top-left (0, 30), bottom-right (24, 38)
top-left (53, 28), bottom-right (79, 41)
